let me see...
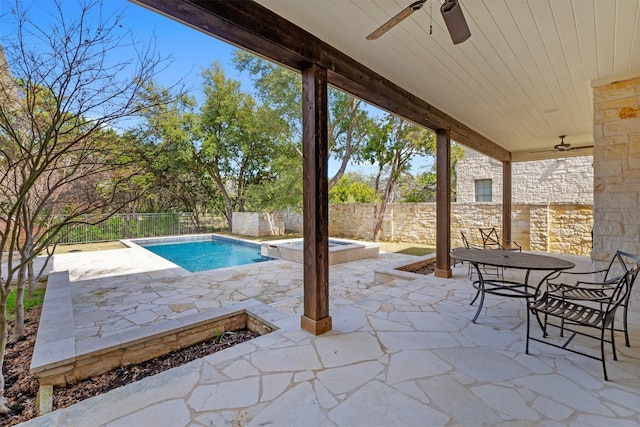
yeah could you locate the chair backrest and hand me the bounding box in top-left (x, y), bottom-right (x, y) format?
top-left (604, 251), bottom-right (640, 283)
top-left (605, 267), bottom-right (638, 319)
top-left (599, 256), bottom-right (639, 323)
top-left (479, 227), bottom-right (501, 249)
top-left (461, 232), bottom-right (471, 249)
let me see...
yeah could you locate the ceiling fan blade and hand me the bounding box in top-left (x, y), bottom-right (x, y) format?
top-left (571, 145), bottom-right (595, 150)
top-left (366, 0), bottom-right (426, 40)
top-left (528, 149), bottom-right (557, 153)
top-left (527, 144), bottom-right (594, 154)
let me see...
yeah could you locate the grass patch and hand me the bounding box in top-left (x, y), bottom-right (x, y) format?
top-left (377, 241), bottom-right (436, 256)
top-left (51, 241), bottom-right (127, 254)
top-left (7, 288), bottom-right (45, 317)
top-left (395, 246), bottom-right (436, 256)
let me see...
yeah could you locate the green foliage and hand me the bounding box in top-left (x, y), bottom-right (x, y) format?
top-left (233, 50), bottom-right (302, 139)
top-left (214, 328), bottom-right (236, 344)
top-left (244, 144), bottom-right (303, 211)
top-left (399, 172), bottom-right (437, 202)
top-left (396, 142), bottom-right (465, 202)
top-left (199, 62), bottom-right (290, 218)
top-left (329, 174), bottom-right (375, 203)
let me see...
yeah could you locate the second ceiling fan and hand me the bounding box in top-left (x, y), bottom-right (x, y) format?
top-left (366, 0), bottom-right (471, 45)
top-left (531, 135), bottom-right (594, 153)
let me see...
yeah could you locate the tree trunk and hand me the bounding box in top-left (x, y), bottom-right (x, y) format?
top-left (203, 162), bottom-right (234, 231)
top-left (27, 260), bottom-right (35, 296)
top-left (372, 167), bottom-right (383, 241)
top-left (373, 178), bottom-right (394, 242)
top-left (0, 287), bottom-right (10, 414)
top-left (9, 266), bottom-right (26, 343)
top-left (328, 99), bottom-right (360, 190)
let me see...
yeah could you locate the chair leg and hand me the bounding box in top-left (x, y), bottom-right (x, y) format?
top-left (525, 306), bottom-right (531, 354)
top-left (601, 327), bottom-right (609, 381)
top-left (610, 321), bottom-right (618, 361)
top-left (623, 303), bottom-right (630, 347)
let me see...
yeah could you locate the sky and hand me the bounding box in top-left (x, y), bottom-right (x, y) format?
top-left (0, 0), bottom-right (434, 176)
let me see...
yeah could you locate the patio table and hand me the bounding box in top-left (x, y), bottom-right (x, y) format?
top-left (450, 248), bottom-right (575, 323)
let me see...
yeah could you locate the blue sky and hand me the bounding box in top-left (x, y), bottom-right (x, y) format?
top-left (0, 0), bottom-right (434, 176)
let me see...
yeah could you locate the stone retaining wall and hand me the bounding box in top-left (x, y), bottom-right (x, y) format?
top-left (285, 203), bottom-right (593, 256)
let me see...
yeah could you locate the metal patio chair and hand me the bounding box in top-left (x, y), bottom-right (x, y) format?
top-left (546, 250), bottom-right (640, 347)
top-left (459, 231), bottom-right (501, 279)
top-left (479, 227), bottom-right (521, 252)
top-left (526, 263), bottom-right (639, 381)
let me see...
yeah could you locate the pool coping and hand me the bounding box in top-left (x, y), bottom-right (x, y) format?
top-left (121, 233), bottom-right (275, 273)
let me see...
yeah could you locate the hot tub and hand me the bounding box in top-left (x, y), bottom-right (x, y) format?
top-left (261, 238), bottom-right (379, 265)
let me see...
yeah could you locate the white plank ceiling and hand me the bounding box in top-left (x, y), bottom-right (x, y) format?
top-left (256, 0), bottom-right (640, 161)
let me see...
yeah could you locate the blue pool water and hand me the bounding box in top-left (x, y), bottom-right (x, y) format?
top-left (141, 238), bottom-right (271, 272)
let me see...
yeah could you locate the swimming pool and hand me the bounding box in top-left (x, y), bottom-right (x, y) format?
top-left (135, 236), bottom-right (272, 272)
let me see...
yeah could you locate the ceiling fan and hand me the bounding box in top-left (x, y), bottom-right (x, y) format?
top-left (366, 0), bottom-right (471, 44)
top-left (533, 135), bottom-right (594, 153)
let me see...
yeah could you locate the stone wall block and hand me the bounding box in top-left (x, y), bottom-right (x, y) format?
top-left (604, 119), bottom-right (640, 136)
top-left (602, 97), bottom-right (638, 109)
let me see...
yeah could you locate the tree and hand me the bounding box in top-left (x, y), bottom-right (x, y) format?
top-left (133, 84), bottom-right (221, 223)
top-left (362, 115), bottom-right (435, 241)
top-left (329, 173), bottom-right (375, 204)
top-left (398, 143), bottom-right (464, 202)
top-left (234, 51), bottom-right (377, 196)
top-left (0, 0), bottom-right (175, 412)
top-left (199, 62), bottom-right (288, 229)
top-left (327, 92), bottom-right (376, 189)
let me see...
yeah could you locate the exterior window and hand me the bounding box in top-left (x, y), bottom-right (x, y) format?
top-left (475, 179), bottom-right (492, 202)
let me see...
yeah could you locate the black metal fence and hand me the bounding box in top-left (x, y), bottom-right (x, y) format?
top-left (56, 213), bottom-right (226, 244)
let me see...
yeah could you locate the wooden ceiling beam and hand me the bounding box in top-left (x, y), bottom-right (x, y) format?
top-left (131, 0), bottom-right (510, 162)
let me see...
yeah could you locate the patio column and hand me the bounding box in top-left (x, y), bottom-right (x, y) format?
top-left (435, 128), bottom-right (452, 278)
top-left (502, 161), bottom-right (512, 247)
top-left (300, 63), bottom-right (332, 335)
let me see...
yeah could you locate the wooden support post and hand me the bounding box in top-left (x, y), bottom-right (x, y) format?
top-left (435, 129), bottom-right (452, 278)
top-left (502, 161), bottom-right (512, 247)
top-left (300, 64), bottom-right (332, 335)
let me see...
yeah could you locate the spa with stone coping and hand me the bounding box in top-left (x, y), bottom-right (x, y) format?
top-left (261, 237), bottom-right (379, 265)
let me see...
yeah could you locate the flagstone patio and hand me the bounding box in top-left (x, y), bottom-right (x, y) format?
top-left (21, 246), bottom-right (640, 426)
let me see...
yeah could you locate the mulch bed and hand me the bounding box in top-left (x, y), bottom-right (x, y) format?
top-left (410, 261), bottom-right (436, 275)
top-left (1, 307), bottom-right (259, 426)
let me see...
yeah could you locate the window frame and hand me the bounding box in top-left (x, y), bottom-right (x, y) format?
top-left (475, 179), bottom-right (492, 202)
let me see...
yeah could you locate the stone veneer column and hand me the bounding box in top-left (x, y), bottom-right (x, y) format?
top-left (592, 76), bottom-right (640, 266)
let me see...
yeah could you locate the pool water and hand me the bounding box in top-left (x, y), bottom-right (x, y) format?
top-left (142, 238), bottom-right (271, 272)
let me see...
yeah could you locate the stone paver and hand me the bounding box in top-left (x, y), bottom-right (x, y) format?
top-left (21, 247), bottom-right (640, 426)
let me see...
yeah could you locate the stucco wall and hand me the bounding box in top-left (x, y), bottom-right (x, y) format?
top-left (456, 149), bottom-right (593, 204)
top-left (232, 212), bottom-right (285, 237)
top-left (592, 76), bottom-right (640, 266)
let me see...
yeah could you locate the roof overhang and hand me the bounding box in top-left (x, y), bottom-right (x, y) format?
top-left (131, 0), bottom-right (640, 162)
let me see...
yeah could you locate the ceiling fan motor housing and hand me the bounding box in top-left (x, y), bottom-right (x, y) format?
top-left (441, 0), bottom-right (471, 44)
